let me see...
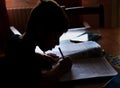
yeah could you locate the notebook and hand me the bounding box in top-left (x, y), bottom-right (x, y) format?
top-left (45, 41), bottom-right (118, 82)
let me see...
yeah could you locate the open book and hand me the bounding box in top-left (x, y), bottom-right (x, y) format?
top-left (45, 41), bottom-right (118, 82)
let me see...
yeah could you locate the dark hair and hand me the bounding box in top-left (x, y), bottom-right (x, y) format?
top-left (26, 0), bottom-right (69, 34)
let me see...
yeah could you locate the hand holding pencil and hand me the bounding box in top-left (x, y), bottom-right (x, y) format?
top-left (57, 47), bottom-right (72, 73)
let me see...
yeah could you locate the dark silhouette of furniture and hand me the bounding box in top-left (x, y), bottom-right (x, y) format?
top-left (0, 0), bottom-right (12, 58)
top-left (64, 4), bottom-right (104, 28)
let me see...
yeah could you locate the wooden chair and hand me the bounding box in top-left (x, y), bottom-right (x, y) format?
top-left (64, 4), bottom-right (104, 29)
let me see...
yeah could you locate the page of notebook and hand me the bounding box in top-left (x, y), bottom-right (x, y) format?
top-left (46, 41), bottom-right (102, 58)
top-left (60, 56), bottom-right (118, 82)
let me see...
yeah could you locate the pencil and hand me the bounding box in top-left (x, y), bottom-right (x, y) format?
top-left (58, 47), bottom-right (64, 59)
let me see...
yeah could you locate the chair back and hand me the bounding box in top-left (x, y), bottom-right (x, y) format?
top-left (64, 4), bottom-right (104, 28)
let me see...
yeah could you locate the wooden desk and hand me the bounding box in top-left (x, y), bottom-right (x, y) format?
top-left (57, 28), bottom-right (120, 88)
top-left (95, 28), bottom-right (120, 56)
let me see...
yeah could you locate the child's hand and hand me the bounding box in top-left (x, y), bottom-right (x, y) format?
top-left (36, 53), bottom-right (58, 70)
top-left (46, 53), bottom-right (59, 64)
top-left (58, 56), bottom-right (72, 73)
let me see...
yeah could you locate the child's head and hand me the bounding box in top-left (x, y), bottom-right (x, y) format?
top-left (26, 0), bottom-right (69, 34)
top-left (25, 0), bottom-right (69, 51)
